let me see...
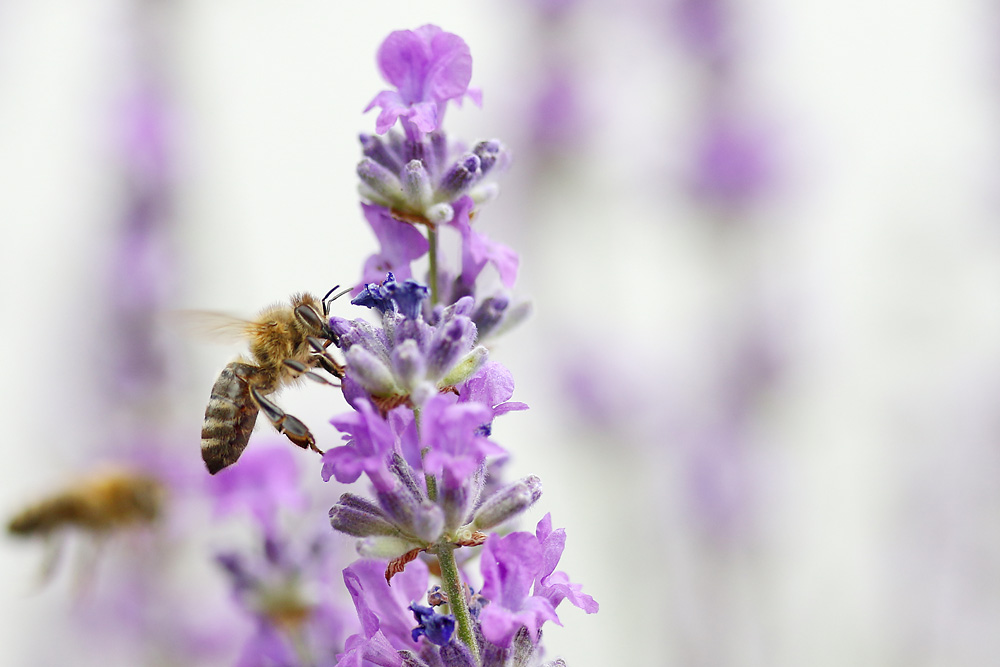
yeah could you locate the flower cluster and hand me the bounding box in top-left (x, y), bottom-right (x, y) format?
top-left (316, 24), bottom-right (597, 666)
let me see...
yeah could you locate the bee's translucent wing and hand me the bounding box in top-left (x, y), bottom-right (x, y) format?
top-left (169, 310), bottom-right (261, 344)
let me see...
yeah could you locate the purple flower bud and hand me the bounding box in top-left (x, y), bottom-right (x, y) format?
top-left (473, 475), bottom-right (543, 530)
top-left (445, 295), bottom-right (476, 318)
top-left (400, 652), bottom-right (429, 667)
top-left (437, 153), bottom-right (481, 199)
top-left (345, 346), bottom-right (400, 396)
top-left (329, 493), bottom-right (401, 537)
top-left (472, 139), bottom-right (505, 176)
top-left (429, 131), bottom-right (448, 174)
top-left (391, 339), bottom-right (426, 390)
top-left (388, 451), bottom-right (425, 500)
top-left (410, 500), bottom-right (446, 543)
top-left (426, 316), bottom-right (477, 380)
top-left (439, 482), bottom-right (473, 531)
top-left (401, 137), bottom-right (426, 164)
top-left (360, 133), bottom-right (403, 174)
top-left (439, 641), bottom-right (478, 666)
top-left (374, 476), bottom-right (445, 543)
top-left (333, 315), bottom-right (391, 360)
top-left (471, 294), bottom-right (509, 338)
top-left (402, 160), bottom-right (432, 207)
top-left (358, 157), bottom-right (405, 207)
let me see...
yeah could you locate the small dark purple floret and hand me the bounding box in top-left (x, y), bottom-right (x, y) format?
top-left (353, 272), bottom-right (429, 320)
top-left (352, 273), bottom-right (395, 314)
top-left (409, 603), bottom-right (455, 646)
top-left (385, 278), bottom-right (430, 319)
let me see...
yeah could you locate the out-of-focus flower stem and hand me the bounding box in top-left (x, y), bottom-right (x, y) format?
top-left (427, 226), bottom-right (440, 305)
top-left (433, 542), bottom-right (480, 664)
top-left (288, 627), bottom-right (314, 667)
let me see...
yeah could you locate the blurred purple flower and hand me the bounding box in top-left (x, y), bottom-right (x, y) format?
top-left (208, 444), bottom-right (308, 535)
top-left (672, 0), bottom-right (735, 65)
top-left (690, 114), bottom-right (773, 208)
top-left (365, 25), bottom-right (482, 141)
top-left (530, 66), bottom-right (584, 151)
top-left (218, 530), bottom-right (353, 667)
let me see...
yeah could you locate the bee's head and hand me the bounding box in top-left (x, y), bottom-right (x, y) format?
top-left (292, 293), bottom-right (339, 345)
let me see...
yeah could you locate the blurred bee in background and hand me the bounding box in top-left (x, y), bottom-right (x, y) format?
top-left (8, 468), bottom-right (165, 537)
top-left (7, 467), bottom-right (166, 586)
top-left (200, 288), bottom-right (348, 474)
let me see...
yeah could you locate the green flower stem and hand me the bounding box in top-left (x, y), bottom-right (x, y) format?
top-left (434, 543), bottom-right (480, 664)
top-left (425, 469), bottom-right (438, 502)
top-left (428, 226), bottom-right (439, 306)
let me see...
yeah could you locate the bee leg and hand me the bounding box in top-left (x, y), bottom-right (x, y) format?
top-left (282, 359), bottom-right (339, 387)
top-left (249, 387), bottom-right (325, 456)
top-left (72, 537), bottom-right (103, 599)
top-left (32, 534), bottom-right (67, 591)
top-left (306, 334), bottom-right (347, 376)
top-left (307, 336), bottom-right (345, 379)
top-left (314, 353), bottom-right (345, 380)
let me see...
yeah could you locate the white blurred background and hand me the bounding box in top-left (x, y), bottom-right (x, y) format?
top-left (4, 1), bottom-right (1000, 665)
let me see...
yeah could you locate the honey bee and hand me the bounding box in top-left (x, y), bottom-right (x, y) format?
top-left (200, 289), bottom-right (347, 474)
top-left (7, 469), bottom-right (165, 538)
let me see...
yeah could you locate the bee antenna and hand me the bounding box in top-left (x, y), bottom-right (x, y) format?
top-left (322, 285), bottom-right (353, 315)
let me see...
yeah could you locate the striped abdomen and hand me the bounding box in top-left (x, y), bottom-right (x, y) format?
top-left (201, 362), bottom-right (261, 474)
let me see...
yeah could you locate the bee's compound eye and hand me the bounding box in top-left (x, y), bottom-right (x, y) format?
top-left (294, 305), bottom-right (324, 332)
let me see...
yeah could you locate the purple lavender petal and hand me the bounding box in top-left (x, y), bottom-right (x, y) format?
top-left (338, 567), bottom-right (406, 667)
top-left (446, 196), bottom-right (519, 288)
top-left (460, 362), bottom-right (512, 406)
top-left (478, 531), bottom-right (560, 647)
top-left (533, 514), bottom-right (599, 614)
top-left (419, 394), bottom-right (503, 488)
top-left (324, 401), bottom-right (397, 490)
top-left (360, 203), bottom-right (429, 285)
top-left (366, 25), bottom-right (475, 139)
top-left (344, 559), bottom-right (429, 650)
top-left (366, 90), bottom-right (408, 135)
